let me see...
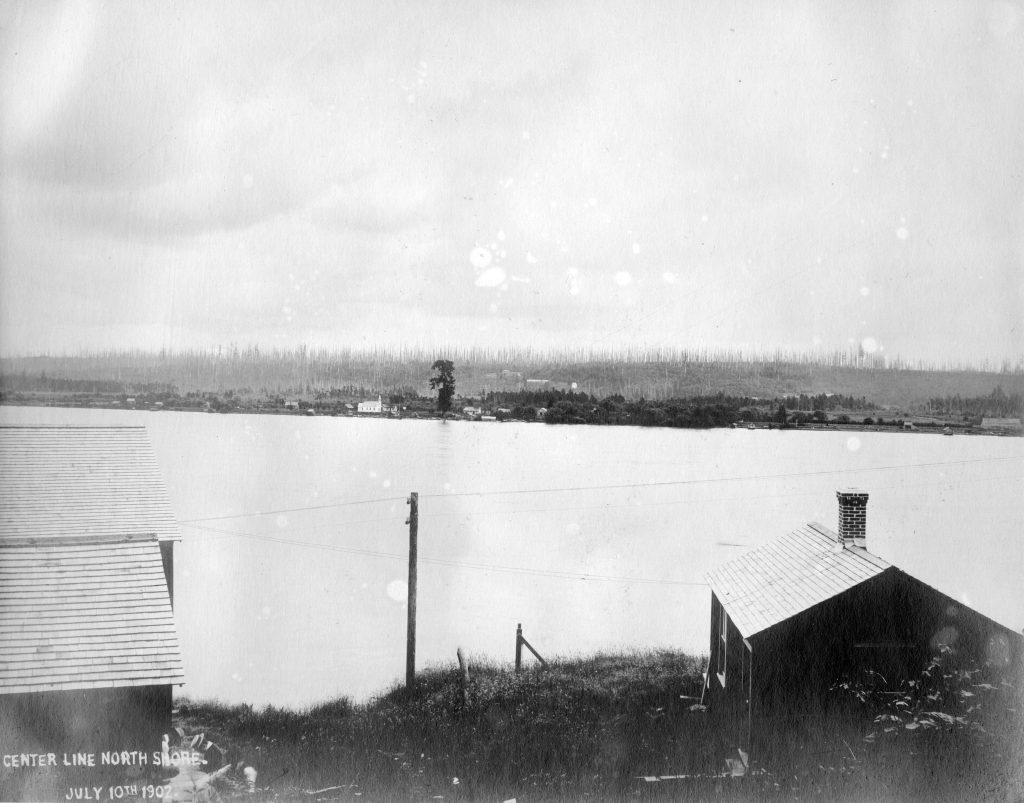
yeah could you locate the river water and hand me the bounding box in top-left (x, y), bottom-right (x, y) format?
top-left (2, 405), bottom-right (1022, 707)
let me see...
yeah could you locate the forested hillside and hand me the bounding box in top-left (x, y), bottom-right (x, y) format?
top-left (1, 346), bottom-right (1022, 411)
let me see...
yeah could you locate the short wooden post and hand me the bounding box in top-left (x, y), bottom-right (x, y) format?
top-left (457, 647), bottom-right (470, 710)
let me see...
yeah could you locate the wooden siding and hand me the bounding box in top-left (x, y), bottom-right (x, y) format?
top-left (706, 522), bottom-right (890, 638)
top-left (705, 594), bottom-right (754, 749)
top-left (0, 426), bottom-right (181, 543)
top-left (0, 536), bottom-right (185, 694)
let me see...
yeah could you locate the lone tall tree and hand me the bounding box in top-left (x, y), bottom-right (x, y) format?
top-left (429, 359), bottom-right (455, 418)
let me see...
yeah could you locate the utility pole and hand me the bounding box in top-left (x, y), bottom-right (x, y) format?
top-left (406, 492), bottom-right (418, 692)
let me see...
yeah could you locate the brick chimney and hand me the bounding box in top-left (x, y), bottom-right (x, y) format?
top-left (837, 489), bottom-right (868, 547)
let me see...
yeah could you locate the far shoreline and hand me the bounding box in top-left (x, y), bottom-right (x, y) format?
top-left (1, 397), bottom-right (1016, 437)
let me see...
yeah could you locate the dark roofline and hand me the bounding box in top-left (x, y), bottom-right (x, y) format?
top-left (885, 565), bottom-right (1024, 642)
top-left (718, 553), bottom-right (1023, 644)
top-left (709, 520), bottom-right (1021, 639)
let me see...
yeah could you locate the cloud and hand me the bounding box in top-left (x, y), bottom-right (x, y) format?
top-left (307, 165), bottom-right (438, 234)
top-left (0, 0), bottom-right (98, 157)
top-left (1, 1), bottom-right (1023, 363)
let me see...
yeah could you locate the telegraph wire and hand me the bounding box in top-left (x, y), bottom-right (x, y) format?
top-left (418, 454), bottom-right (1024, 500)
top-left (175, 454), bottom-right (1024, 525)
top-left (178, 459), bottom-right (1022, 584)
top-left (421, 470), bottom-right (1023, 520)
top-left (183, 522), bottom-right (706, 586)
top-left (177, 495), bottom-right (407, 524)
top-left (178, 468), bottom-right (1020, 540)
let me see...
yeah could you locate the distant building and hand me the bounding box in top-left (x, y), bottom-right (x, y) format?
top-left (705, 490), bottom-right (1021, 751)
top-left (0, 427), bottom-right (185, 799)
top-left (284, 399), bottom-right (300, 410)
top-left (462, 406), bottom-right (482, 417)
top-left (358, 396), bottom-right (383, 414)
top-left (980, 417), bottom-right (1022, 434)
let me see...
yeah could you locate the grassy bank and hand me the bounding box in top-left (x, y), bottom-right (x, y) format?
top-left (177, 651), bottom-right (712, 801)
top-left (176, 650), bottom-right (1023, 802)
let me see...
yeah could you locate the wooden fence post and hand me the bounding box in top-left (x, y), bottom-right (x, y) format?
top-left (515, 623), bottom-right (547, 672)
top-left (515, 623), bottom-right (523, 673)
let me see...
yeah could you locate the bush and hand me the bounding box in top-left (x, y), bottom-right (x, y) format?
top-left (825, 647), bottom-right (1024, 799)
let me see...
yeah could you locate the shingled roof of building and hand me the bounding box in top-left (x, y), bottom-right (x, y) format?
top-left (0, 426), bottom-right (181, 542)
top-left (0, 426), bottom-right (184, 694)
top-left (0, 534), bottom-right (185, 693)
top-left (705, 522), bottom-right (892, 639)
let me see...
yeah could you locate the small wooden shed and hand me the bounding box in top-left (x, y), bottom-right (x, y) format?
top-left (704, 490), bottom-right (1020, 750)
top-left (0, 427), bottom-right (185, 798)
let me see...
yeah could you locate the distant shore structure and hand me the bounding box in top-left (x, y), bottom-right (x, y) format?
top-left (357, 395), bottom-right (383, 414)
top-left (980, 417), bottom-right (1022, 435)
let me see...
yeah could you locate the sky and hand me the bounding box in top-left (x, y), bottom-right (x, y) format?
top-left (1, 0), bottom-right (1022, 365)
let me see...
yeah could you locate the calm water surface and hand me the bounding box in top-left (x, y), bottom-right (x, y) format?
top-left (3, 406), bottom-right (1022, 706)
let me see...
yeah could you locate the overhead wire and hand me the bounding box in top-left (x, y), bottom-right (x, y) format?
top-left (178, 468), bottom-right (1021, 544)
top-left (174, 453), bottom-right (1023, 525)
top-left (177, 460), bottom-right (1021, 586)
top-left (183, 522), bottom-right (706, 586)
top-left (416, 454), bottom-right (1024, 500)
top-left (177, 495), bottom-right (407, 524)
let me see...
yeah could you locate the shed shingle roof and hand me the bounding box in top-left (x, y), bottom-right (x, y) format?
top-left (0, 535), bottom-right (185, 693)
top-left (706, 523), bottom-right (891, 639)
top-left (0, 426), bottom-right (181, 542)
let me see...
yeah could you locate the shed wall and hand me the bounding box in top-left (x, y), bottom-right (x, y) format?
top-left (746, 570), bottom-right (1021, 744)
top-left (707, 593), bottom-right (753, 748)
top-left (0, 685), bottom-right (171, 801)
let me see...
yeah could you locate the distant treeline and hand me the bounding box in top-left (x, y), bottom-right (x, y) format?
top-left (540, 395), bottom-right (745, 428)
top-left (922, 386), bottom-right (1023, 418)
top-left (7, 342), bottom-right (1019, 372)
top-left (0, 371), bottom-right (174, 395)
top-left (485, 390), bottom-right (875, 423)
top-left (486, 390), bottom-right (820, 428)
top-left (2, 346), bottom-right (1023, 408)
top-left (486, 389), bottom-right (873, 412)
top-left (783, 393), bottom-right (872, 412)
